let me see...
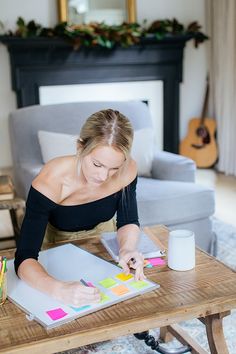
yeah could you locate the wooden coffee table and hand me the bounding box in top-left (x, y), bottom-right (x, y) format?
top-left (0, 225), bottom-right (236, 354)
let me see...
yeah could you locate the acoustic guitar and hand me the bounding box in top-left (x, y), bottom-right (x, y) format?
top-left (179, 77), bottom-right (218, 168)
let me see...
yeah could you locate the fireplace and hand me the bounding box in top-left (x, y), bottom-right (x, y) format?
top-left (0, 36), bottom-right (189, 153)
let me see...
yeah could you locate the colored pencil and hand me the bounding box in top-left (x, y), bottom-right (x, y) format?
top-left (0, 258), bottom-right (6, 288)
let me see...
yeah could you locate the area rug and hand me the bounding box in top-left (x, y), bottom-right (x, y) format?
top-left (59, 218), bottom-right (236, 354)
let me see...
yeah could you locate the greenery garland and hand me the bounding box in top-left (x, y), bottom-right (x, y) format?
top-left (4, 17), bottom-right (208, 50)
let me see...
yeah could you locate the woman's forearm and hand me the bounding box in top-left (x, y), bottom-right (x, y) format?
top-left (117, 224), bottom-right (145, 281)
top-left (117, 224), bottom-right (140, 253)
top-left (18, 259), bottom-right (62, 299)
top-left (18, 259), bottom-right (101, 306)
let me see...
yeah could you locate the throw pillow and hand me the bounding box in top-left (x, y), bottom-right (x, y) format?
top-left (38, 130), bottom-right (77, 163)
top-left (131, 128), bottom-right (154, 177)
top-left (38, 128), bottom-right (154, 176)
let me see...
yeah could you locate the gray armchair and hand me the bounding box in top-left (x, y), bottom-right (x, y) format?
top-left (9, 101), bottom-right (216, 254)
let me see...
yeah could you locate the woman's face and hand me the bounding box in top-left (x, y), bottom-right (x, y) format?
top-left (80, 145), bottom-right (126, 185)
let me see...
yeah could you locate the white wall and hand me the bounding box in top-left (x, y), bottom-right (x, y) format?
top-left (0, 0), bottom-right (207, 168)
top-left (0, 0), bottom-right (57, 168)
top-left (137, 0), bottom-right (208, 149)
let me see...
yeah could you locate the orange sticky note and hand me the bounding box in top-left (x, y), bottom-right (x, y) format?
top-left (143, 259), bottom-right (150, 267)
top-left (115, 273), bottom-right (133, 281)
top-left (111, 284), bottom-right (130, 296)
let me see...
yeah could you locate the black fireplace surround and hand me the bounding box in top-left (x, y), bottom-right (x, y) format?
top-left (1, 36), bottom-right (190, 153)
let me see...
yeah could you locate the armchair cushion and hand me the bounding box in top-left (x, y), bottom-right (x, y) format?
top-left (137, 177), bottom-right (214, 226)
top-left (151, 150), bottom-right (196, 182)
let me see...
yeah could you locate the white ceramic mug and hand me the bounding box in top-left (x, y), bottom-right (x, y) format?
top-left (168, 229), bottom-right (195, 271)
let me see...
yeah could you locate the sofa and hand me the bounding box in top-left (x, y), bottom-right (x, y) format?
top-left (9, 101), bottom-right (216, 254)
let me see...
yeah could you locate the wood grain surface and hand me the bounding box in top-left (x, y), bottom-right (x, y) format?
top-left (0, 225), bottom-right (235, 354)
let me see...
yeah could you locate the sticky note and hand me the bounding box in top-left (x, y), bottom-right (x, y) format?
top-left (115, 273), bottom-right (133, 281)
top-left (99, 278), bottom-right (117, 288)
top-left (46, 308), bottom-right (68, 321)
top-left (130, 280), bottom-right (149, 290)
top-left (111, 285), bottom-right (130, 296)
top-left (70, 305), bottom-right (91, 312)
top-left (100, 292), bottom-right (110, 303)
top-left (148, 258), bottom-right (166, 266)
top-left (146, 264), bottom-right (153, 268)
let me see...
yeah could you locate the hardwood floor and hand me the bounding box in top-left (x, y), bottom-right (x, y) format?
top-left (196, 169), bottom-right (236, 227)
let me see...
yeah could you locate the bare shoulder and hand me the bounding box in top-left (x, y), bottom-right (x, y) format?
top-left (32, 156), bottom-right (74, 202)
top-left (120, 158), bottom-right (138, 188)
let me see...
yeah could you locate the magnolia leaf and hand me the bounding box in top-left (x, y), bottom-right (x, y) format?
top-left (6, 17), bottom-right (208, 50)
top-left (16, 17), bottom-right (25, 27)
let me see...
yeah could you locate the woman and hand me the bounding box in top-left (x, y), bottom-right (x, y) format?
top-left (15, 109), bottom-right (145, 307)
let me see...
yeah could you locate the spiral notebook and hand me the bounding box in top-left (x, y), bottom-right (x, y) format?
top-left (101, 230), bottom-right (166, 262)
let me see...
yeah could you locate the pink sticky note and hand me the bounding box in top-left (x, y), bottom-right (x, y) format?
top-left (148, 258), bottom-right (166, 266)
top-left (46, 308), bottom-right (68, 321)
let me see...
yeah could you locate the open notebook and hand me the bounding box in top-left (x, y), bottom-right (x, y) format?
top-left (101, 230), bottom-right (166, 262)
top-left (7, 244), bottom-right (159, 329)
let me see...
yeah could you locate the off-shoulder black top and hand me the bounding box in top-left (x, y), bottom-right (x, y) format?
top-left (14, 176), bottom-right (139, 274)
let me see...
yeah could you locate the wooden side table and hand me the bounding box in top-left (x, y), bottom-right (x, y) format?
top-left (0, 197), bottom-right (25, 244)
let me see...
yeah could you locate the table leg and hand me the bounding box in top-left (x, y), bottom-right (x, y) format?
top-left (204, 312), bottom-right (230, 354)
top-left (160, 327), bottom-right (174, 342)
top-left (9, 208), bottom-right (20, 240)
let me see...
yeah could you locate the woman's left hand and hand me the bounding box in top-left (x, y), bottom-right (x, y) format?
top-left (118, 250), bottom-right (145, 281)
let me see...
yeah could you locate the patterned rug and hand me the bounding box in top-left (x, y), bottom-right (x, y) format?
top-left (59, 218), bottom-right (236, 354)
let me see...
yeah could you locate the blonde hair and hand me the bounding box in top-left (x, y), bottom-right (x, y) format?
top-left (78, 109), bottom-right (134, 158)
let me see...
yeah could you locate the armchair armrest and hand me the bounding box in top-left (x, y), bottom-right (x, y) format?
top-left (13, 162), bottom-right (43, 198)
top-left (151, 151), bottom-right (196, 182)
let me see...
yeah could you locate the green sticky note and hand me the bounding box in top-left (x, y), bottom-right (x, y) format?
top-left (99, 278), bottom-right (117, 288)
top-left (100, 292), bottom-right (110, 303)
top-left (130, 280), bottom-right (149, 290)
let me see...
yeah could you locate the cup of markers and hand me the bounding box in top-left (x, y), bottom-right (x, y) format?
top-left (0, 256), bottom-right (7, 305)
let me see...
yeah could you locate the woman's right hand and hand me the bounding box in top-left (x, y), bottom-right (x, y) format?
top-left (54, 281), bottom-right (101, 307)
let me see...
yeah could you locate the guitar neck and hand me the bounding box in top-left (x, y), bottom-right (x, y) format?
top-left (200, 77), bottom-right (209, 125)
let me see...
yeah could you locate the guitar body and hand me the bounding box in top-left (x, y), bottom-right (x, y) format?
top-left (180, 117), bottom-right (218, 168)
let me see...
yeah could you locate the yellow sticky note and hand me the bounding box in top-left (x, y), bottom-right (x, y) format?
top-left (111, 285), bottom-right (130, 296)
top-left (129, 280), bottom-right (149, 290)
top-left (115, 273), bottom-right (133, 281)
top-left (99, 278), bottom-right (117, 288)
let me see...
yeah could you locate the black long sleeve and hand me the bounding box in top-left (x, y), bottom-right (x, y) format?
top-left (116, 176), bottom-right (140, 229)
top-left (14, 187), bottom-right (57, 274)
